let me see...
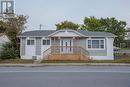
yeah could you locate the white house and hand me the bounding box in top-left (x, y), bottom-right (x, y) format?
top-left (18, 29), bottom-right (116, 60)
top-left (125, 32), bottom-right (130, 48)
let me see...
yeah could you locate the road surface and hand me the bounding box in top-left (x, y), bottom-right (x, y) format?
top-left (0, 66), bottom-right (130, 87)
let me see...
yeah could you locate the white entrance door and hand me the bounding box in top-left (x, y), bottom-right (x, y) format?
top-left (60, 39), bottom-right (73, 53)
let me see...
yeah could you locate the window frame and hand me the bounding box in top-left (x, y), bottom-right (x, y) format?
top-left (87, 39), bottom-right (105, 50)
top-left (47, 40), bottom-right (50, 45)
top-left (42, 39), bottom-right (50, 45)
top-left (27, 39), bottom-right (35, 45)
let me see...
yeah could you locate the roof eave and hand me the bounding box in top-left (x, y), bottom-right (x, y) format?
top-left (17, 36), bottom-right (48, 38)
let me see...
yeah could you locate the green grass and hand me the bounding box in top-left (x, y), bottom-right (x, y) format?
top-left (114, 53), bottom-right (130, 58)
top-left (91, 58), bottom-right (130, 63)
top-left (121, 48), bottom-right (130, 50)
top-left (0, 59), bottom-right (130, 64)
top-left (42, 58), bottom-right (130, 64)
top-left (1, 53), bottom-right (130, 64)
top-left (0, 59), bottom-right (33, 64)
top-left (42, 53), bottom-right (130, 63)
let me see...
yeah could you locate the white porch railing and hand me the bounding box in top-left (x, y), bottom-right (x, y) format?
top-left (42, 46), bottom-right (90, 60)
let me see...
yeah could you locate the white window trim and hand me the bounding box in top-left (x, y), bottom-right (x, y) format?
top-left (26, 38), bottom-right (35, 46)
top-left (87, 39), bottom-right (105, 50)
top-left (42, 38), bottom-right (51, 46)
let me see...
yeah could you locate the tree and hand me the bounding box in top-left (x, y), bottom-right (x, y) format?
top-left (0, 15), bottom-right (28, 58)
top-left (0, 42), bottom-right (19, 59)
top-left (5, 15), bottom-right (28, 50)
top-left (100, 17), bottom-right (126, 47)
top-left (56, 20), bottom-right (79, 30)
top-left (0, 21), bottom-right (6, 33)
top-left (81, 16), bottom-right (126, 47)
top-left (81, 16), bottom-right (105, 32)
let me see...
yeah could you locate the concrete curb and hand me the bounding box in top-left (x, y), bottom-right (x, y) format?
top-left (0, 63), bottom-right (130, 67)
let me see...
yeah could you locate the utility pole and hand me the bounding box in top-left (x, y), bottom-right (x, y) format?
top-left (39, 24), bottom-right (42, 30)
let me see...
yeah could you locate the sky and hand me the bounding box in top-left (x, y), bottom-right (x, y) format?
top-left (15, 0), bottom-right (130, 31)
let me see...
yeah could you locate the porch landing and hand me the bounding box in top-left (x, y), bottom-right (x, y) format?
top-left (43, 46), bottom-right (90, 61)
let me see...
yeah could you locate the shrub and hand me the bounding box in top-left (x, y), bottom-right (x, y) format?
top-left (0, 42), bottom-right (19, 59)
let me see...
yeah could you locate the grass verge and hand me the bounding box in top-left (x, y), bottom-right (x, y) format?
top-left (121, 48), bottom-right (130, 50)
top-left (0, 59), bottom-right (33, 64)
top-left (42, 58), bottom-right (130, 64)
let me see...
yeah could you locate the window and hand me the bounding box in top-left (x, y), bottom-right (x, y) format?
top-left (92, 40), bottom-right (99, 48)
top-left (43, 40), bottom-right (50, 45)
top-left (100, 40), bottom-right (104, 48)
top-left (43, 40), bottom-right (46, 45)
top-left (88, 40), bottom-right (91, 48)
top-left (27, 40), bottom-right (34, 45)
top-left (47, 40), bottom-right (50, 45)
top-left (88, 39), bottom-right (105, 49)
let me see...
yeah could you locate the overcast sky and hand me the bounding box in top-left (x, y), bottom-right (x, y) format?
top-left (16, 0), bottom-right (130, 31)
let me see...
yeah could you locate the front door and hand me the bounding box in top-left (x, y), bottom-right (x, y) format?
top-left (60, 38), bottom-right (73, 53)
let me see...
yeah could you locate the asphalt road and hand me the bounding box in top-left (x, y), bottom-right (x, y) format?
top-left (0, 66), bottom-right (130, 87)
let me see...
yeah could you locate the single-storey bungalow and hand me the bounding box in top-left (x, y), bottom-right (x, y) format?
top-left (18, 29), bottom-right (116, 60)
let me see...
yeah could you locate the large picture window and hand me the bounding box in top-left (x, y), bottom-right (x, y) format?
top-left (27, 40), bottom-right (35, 45)
top-left (88, 39), bottom-right (105, 49)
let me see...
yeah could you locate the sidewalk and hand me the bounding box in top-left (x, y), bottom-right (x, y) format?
top-left (0, 63), bottom-right (130, 67)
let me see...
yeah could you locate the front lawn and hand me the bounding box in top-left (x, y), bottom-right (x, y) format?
top-left (0, 59), bottom-right (33, 64)
top-left (121, 48), bottom-right (130, 50)
top-left (0, 54), bottom-right (130, 64)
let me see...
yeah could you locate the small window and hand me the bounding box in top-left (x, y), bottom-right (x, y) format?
top-left (43, 40), bottom-right (46, 45)
top-left (43, 40), bottom-right (50, 45)
top-left (100, 40), bottom-right (104, 48)
top-left (47, 40), bottom-right (50, 45)
top-left (27, 40), bottom-right (34, 45)
top-left (88, 40), bottom-right (91, 48)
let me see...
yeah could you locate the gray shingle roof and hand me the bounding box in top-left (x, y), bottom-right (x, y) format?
top-left (19, 29), bottom-right (116, 37)
top-left (77, 30), bottom-right (116, 37)
top-left (20, 30), bottom-right (56, 37)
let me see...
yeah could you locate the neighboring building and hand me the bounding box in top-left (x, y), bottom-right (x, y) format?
top-left (18, 29), bottom-right (116, 60)
top-left (0, 33), bottom-right (10, 52)
top-left (125, 32), bottom-right (130, 48)
top-left (0, 0), bottom-right (15, 19)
